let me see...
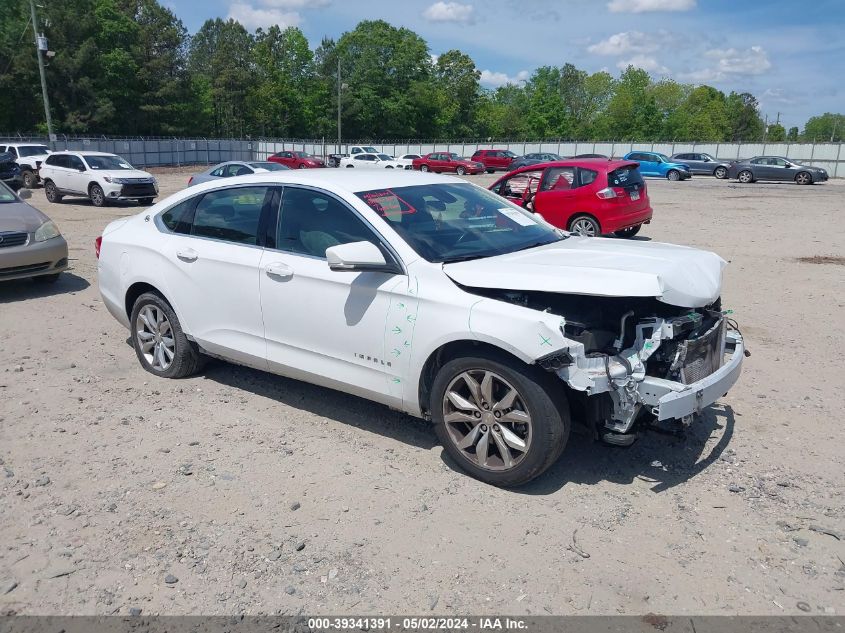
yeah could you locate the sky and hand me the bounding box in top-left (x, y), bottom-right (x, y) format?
top-left (165, 0), bottom-right (845, 130)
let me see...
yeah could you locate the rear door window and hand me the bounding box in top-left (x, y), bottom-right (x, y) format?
top-left (190, 186), bottom-right (271, 245)
top-left (609, 165), bottom-right (644, 187)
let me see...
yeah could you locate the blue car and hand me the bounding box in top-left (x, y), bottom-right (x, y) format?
top-left (623, 151), bottom-right (691, 181)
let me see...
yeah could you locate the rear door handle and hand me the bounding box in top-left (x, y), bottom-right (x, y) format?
top-left (265, 262), bottom-right (294, 280)
top-left (176, 248), bottom-right (198, 262)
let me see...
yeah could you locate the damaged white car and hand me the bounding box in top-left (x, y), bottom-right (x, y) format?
top-left (97, 170), bottom-right (745, 487)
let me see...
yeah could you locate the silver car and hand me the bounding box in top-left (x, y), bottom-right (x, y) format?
top-left (670, 152), bottom-right (731, 179)
top-left (0, 185), bottom-right (68, 283)
top-left (187, 161), bottom-right (290, 187)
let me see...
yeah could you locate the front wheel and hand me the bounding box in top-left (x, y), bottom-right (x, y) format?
top-left (714, 166), bottom-right (728, 179)
top-left (614, 225), bottom-right (641, 238)
top-left (346, 164), bottom-right (354, 168)
top-left (44, 180), bottom-right (62, 203)
top-left (131, 292), bottom-right (205, 379)
top-left (738, 170), bottom-right (754, 184)
top-left (298, 164), bottom-right (307, 169)
top-left (568, 214), bottom-right (601, 237)
top-left (667, 169), bottom-right (680, 181)
top-left (486, 169), bottom-right (495, 174)
top-left (795, 171), bottom-right (813, 185)
top-left (22, 170), bottom-right (37, 189)
top-left (432, 354), bottom-right (569, 487)
top-left (420, 164), bottom-right (430, 172)
top-left (89, 184), bottom-right (107, 207)
top-left (456, 166), bottom-right (466, 176)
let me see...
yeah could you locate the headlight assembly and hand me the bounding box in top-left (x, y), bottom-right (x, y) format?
top-left (34, 220), bottom-right (61, 242)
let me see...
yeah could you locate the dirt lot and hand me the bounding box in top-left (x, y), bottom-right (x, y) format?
top-left (1, 169), bottom-right (843, 617)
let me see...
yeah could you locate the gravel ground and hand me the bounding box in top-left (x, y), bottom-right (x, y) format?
top-left (1, 168), bottom-right (843, 616)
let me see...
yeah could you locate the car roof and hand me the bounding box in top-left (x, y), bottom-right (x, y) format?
top-left (3, 142), bottom-right (50, 146)
top-left (505, 159), bottom-right (637, 175)
top-left (52, 151), bottom-right (120, 157)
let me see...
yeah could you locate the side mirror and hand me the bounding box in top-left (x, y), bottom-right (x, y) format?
top-left (78, 166), bottom-right (86, 172)
top-left (326, 241), bottom-right (396, 273)
top-left (18, 188), bottom-right (32, 200)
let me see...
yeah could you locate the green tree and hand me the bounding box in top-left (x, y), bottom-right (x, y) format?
top-left (725, 92), bottom-right (764, 141)
top-left (802, 112), bottom-right (845, 142)
top-left (766, 123), bottom-right (786, 142)
top-left (787, 126), bottom-right (799, 141)
top-left (433, 50), bottom-right (480, 137)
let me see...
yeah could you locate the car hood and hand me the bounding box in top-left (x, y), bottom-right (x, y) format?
top-left (0, 201), bottom-right (50, 233)
top-left (443, 237), bottom-right (726, 308)
top-left (94, 169), bottom-right (154, 179)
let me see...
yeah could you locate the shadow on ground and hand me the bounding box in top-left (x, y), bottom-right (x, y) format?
top-left (0, 271), bottom-right (89, 304)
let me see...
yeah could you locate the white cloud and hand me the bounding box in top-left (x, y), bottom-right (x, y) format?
top-left (227, 3), bottom-right (301, 30)
top-left (608, 0), bottom-right (695, 12)
top-left (422, 1), bottom-right (475, 24)
top-left (479, 69), bottom-right (529, 87)
top-left (587, 31), bottom-right (658, 56)
top-left (706, 45), bottom-right (771, 75)
top-left (617, 55), bottom-right (670, 75)
top-left (260, 0), bottom-right (329, 6)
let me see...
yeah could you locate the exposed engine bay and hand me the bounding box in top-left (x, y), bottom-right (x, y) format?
top-left (464, 286), bottom-right (743, 440)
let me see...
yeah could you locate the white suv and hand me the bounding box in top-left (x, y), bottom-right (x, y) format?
top-left (0, 142), bottom-right (52, 188)
top-left (40, 151), bottom-right (158, 207)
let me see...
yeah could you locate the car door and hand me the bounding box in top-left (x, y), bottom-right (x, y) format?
top-left (532, 166), bottom-right (578, 227)
top-left (159, 185), bottom-right (272, 367)
top-left (773, 158), bottom-right (797, 181)
top-left (750, 157), bottom-right (773, 180)
top-left (494, 170), bottom-right (542, 206)
top-left (64, 155), bottom-right (90, 193)
top-left (259, 185), bottom-right (407, 404)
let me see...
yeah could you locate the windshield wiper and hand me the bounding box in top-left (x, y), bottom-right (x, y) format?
top-left (441, 253), bottom-right (490, 264)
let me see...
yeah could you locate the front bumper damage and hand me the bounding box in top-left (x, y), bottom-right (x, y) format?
top-left (555, 314), bottom-right (744, 434)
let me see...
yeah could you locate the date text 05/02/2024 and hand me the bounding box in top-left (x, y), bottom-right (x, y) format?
top-left (307, 617), bottom-right (528, 630)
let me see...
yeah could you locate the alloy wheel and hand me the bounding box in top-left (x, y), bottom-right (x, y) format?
top-left (136, 305), bottom-right (176, 371)
top-left (570, 217), bottom-right (598, 236)
top-left (738, 170), bottom-right (753, 183)
top-left (442, 369), bottom-right (532, 471)
top-left (714, 167), bottom-right (727, 179)
top-left (796, 172), bottom-right (811, 185)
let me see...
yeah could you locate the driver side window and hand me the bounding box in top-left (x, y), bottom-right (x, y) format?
top-left (276, 188), bottom-right (381, 259)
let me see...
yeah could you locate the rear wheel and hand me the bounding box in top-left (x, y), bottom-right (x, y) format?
top-left (738, 170), bottom-right (754, 183)
top-left (420, 164), bottom-right (430, 172)
top-left (89, 183), bottom-right (107, 207)
top-left (346, 164), bottom-right (354, 168)
top-left (432, 353), bottom-right (569, 487)
top-left (486, 169), bottom-right (495, 174)
top-left (44, 180), bottom-right (62, 203)
top-left (795, 171), bottom-right (812, 185)
top-left (614, 225), bottom-right (641, 238)
top-left (667, 169), bottom-right (680, 181)
top-left (568, 214), bottom-right (601, 237)
top-left (714, 166), bottom-right (728, 179)
top-left (298, 164), bottom-right (307, 169)
top-left (21, 169), bottom-right (37, 189)
top-left (130, 292), bottom-right (204, 379)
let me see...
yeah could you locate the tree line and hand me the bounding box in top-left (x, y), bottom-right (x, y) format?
top-left (1, 0), bottom-right (842, 142)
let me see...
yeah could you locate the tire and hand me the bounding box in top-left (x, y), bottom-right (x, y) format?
top-left (44, 180), bottom-right (62, 203)
top-left (431, 352), bottom-right (569, 487)
top-left (130, 292), bottom-right (205, 379)
top-left (738, 170), bottom-right (754, 184)
top-left (714, 166), bottom-right (728, 179)
top-left (346, 164), bottom-right (354, 168)
top-left (420, 164), bottom-right (429, 172)
top-left (795, 171), bottom-right (813, 185)
top-left (33, 273), bottom-right (60, 284)
top-left (21, 169), bottom-right (37, 189)
top-left (667, 169), bottom-right (680, 181)
top-left (486, 169), bottom-right (495, 174)
top-left (139, 197), bottom-right (154, 205)
top-left (89, 183), bottom-right (107, 207)
top-left (456, 166), bottom-right (466, 176)
top-left (613, 225), bottom-right (641, 238)
top-left (298, 164), bottom-right (307, 169)
top-left (568, 214), bottom-right (601, 237)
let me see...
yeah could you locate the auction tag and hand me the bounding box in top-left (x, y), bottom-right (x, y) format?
top-left (498, 207), bottom-right (536, 226)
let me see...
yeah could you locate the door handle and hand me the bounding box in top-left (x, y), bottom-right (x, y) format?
top-left (176, 248), bottom-right (198, 262)
top-left (265, 262), bottom-right (294, 280)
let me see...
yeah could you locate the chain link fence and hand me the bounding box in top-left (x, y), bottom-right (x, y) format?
top-left (2, 134), bottom-right (843, 177)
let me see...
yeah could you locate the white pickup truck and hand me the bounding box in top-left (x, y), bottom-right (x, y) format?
top-left (0, 142), bottom-right (52, 188)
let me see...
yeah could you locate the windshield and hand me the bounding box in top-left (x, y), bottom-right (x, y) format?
top-left (250, 162), bottom-right (287, 171)
top-left (448, 153), bottom-right (464, 160)
top-left (362, 146), bottom-right (378, 153)
top-left (377, 154), bottom-right (393, 161)
top-left (503, 150), bottom-right (517, 158)
top-left (18, 145), bottom-right (50, 157)
top-left (294, 152), bottom-right (313, 158)
top-left (84, 155), bottom-right (133, 170)
top-left (655, 153), bottom-right (670, 162)
top-left (356, 183), bottom-right (562, 263)
top-left (0, 182), bottom-right (16, 202)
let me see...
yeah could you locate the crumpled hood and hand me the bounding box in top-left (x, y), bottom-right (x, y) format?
top-left (0, 201), bottom-right (50, 233)
top-left (443, 237), bottom-right (726, 308)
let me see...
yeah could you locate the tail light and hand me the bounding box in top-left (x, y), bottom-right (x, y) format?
top-left (95, 235), bottom-right (102, 259)
top-left (596, 187), bottom-right (622, 199)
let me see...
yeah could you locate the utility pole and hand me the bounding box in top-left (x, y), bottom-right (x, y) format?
top-left (29, 0), bottom-right (54, 143)
top-left (337, 59), bottom-right (342, 153)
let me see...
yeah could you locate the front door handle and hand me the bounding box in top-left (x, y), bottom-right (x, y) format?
top-left (265, 262), bottom-right (294, 280)
top-left (176, 248), bottom-right (198, 262)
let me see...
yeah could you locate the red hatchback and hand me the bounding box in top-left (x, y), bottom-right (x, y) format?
top-left (268, 150), bottom-right (326, 169)
top-left (412, 152), bottom-right (485, 175)
top-left (471, 148), bottom-right (517, 173)
top-left (489, 159), bottom-right (652, 237)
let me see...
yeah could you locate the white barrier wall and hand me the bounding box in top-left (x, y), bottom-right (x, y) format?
top-left (3, 136), bottom-right (843, 177)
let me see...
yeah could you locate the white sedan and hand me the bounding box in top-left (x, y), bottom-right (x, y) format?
top-left (97, 170), bottom-right (744, 486)
top-left (339, 153), bottom-right (401, 169)
top-left (394, 153), bottom-right (421, 170)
